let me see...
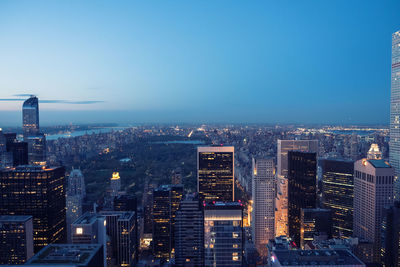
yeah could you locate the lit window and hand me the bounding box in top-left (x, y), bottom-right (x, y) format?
top-left (76, 227), bottom-right (83, 235)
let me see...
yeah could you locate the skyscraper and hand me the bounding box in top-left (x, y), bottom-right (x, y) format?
top-left (288, 151), bottom-right (317, 247)
top-left (197, 146), bottom-right (234, 202)
top-left (353, 153), bottom-right (394, 263)
top-left (66, 169), bottom-right (86, 243)
top-left (22, 96), bottom-right (39, 137)
top-left (390, 30), bottom-right (400, 199)
top-left (252, 158), bottom-right (275, 255)
top-left (152, 184), bottom-right (183, 260)
top-left (110, 172), bottom-right (121, 197)
top-left (175, 194), bottom-right (204, 266)
top-left (381, 201), bottom-right (400, 267)
top-left (300, 208), bottom-right (332, 249)
top-left (22, 96), bottom-right (46, 164)
top-left (204, 202), bottom-right (244, 267)
top-left (0, 165), bottom-right (66, 252)
top-left (321, 159), bottom-right (354, 238)
top-left (99, 211), bottom-right (137, 267)
top-left (0, 215), bottom-right (34, 265)
top-left (275, 140), bottom-right (318, 237)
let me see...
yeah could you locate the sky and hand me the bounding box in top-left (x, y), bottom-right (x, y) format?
top-left (0, 0), bottom-right (399, 126)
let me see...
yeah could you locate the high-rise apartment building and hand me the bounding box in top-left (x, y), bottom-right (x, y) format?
top-left (321, 159), bottom-right (354, 238)
top-left (66, 169), bottom-right (86, 243)
top-left (275, 140), bottom-right (318, 237)
top-left (152, 184), bottom-right (183, 260)
top-left (353, 155), bottom-right (394, 263)
top-left (252, 158), bottom-right (275, 255)
top-left (71, 212), bottom-right (107, 267)
top-left (0, 165), bottom-right (66, 252)
top-left (0, 215), bottom-right (34, 265)
top-left (99, 211), bottom-right (137, 267)
top-left (390, 30), bottom-right (400, 199)
top-left (288, 151), bottom-right (317, 247)
top-left (197, 146), bottom-right (234, 202)
top-left (175, 194), bottom-right (204, 266)
top-left (204, 202), bottom-right (244, 267)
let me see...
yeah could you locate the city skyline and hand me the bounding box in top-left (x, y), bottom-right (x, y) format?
top-left (0, 1), bottom-right (400, 125)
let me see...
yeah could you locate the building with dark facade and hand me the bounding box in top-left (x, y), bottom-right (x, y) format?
top-left (25, 244), bottom-right (104, 267)
top-left (175, 194), bottom-right (204, 266)
top-left (99, 211), bottom-right (137, 267)
top-left (204, 202), bottom-right (244, 267)
top-left (0, 165), bottom-right (66, 252)
top-left (300, 208), bottom-right (332, 249)
top-left (321, 159), bottom-right (354, 238)
top-left (288, 151), bottom-right (317, 247)
top-left (381, 201), bottom-right (400, 267)
top-left (152, 184), bottom-right (183, 260)
top-left (0, 215), bottom-right (34, 265)
top-left (198, 146), bottom-right (234, 202)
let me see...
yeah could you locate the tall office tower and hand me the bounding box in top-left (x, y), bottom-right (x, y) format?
top-left (22, 96), bottom-right (39, 137)
top-left (0, 130), bottom-right (12, 168)
top-left (300, 208), bottom-right (332, 249)
top-left (0, 165), bottom-right (66, 252)
top-left (275, 140), bottom-right (318, 237)
top-left (152, 184), bottom-right (183, 260)
top-left (251, 158), bottom-right (275, 255)
top-left (26, 244), bottom-right (104, 267)
top-left (321, 159), bottom-right (354, 238)
top-left (7, 141), bottom-right (28, 166)
top-left (175, 194), bottom-right (204, 266)
top-left (100, 211), bottom-right (137, 267)
top-left (71, 212), bottom-right (107, 267)
top-left (382, 201), bottom-right (400, 267)
top-left (391, 30), bottom-right (400, 199)
top-left (22, 96), bottom-right (46, 164)
top-left (288, 151), bottom-right (317, 247)
top-left (110, 172), bottom-right (121, 197)
top-left (66, 169), bottom-right (86, 243)
top-left (197, 146), bottom-right (234, 202)
top-left (353, 156), bottom-right (394, 263)
top-left (204, 202), bottom-right (244, 267)
top-left (171, 167), bottom-right (182, 185)
top-left (0, 215), bottom-right (34, 265)
top-left (143, 182), bottom-right (156, 235)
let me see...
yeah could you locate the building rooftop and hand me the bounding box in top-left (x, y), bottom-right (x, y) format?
top-left (26, 244), bottom-right (102, 266)
top-left (272, 249), bottom-right (364, 266)
top-left (204, 201), bottom-right (243, 209)
top-left (367, 159), bottom-right (392, 168)
top-left (0, 215), bottom-right (32, 222)
top-left (72, 212), bottom-right (103, 225)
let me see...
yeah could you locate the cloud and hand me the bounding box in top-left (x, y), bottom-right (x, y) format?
top-left (13, 94), bottom-right (36, 97)
top-left (0, 98), bottom-right (104, 104)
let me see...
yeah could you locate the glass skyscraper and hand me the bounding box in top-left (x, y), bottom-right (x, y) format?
top-left (22, 96), bottom-right (39, 137)
top-left (390, 30), bottom-right (400, 199)
top-left (197, 146), bottom-right (234, 202)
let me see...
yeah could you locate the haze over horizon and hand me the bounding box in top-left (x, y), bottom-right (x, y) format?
top-left (1, 1), bottom-right (400, 125)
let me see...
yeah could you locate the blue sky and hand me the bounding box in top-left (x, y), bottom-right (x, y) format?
top-left (0, 0), bottom-right (399, 125)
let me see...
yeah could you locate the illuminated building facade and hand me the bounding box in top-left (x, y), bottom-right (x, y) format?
top-left (152, 184), bottom-right (183, 260)
top-left (175, 194), bottom-right (204, 266)
top-left (111, 172), bottom-right (121, 197)
top-left (71, 212), bottom-right (107, 267)
top-left (353, 158), bottom-right (394, 263)
top-left (197, 146), bottom-right (234, 202)
top-left (0, 215), bottom-right (34, 265)
top-left (0, 165), bottom-right (66, 252)
top-left (275, 140), bottom-right (318, 237)
top-left (300, 208), bottom-right (332, 249)
top-left (288, 151), bottom-right (317, 247)
top-left (390, 30), bottom-right (400, 199)
top-left (252, 158), bottom-right (275, 254)
top-left (66, 169), bottom-right (86, 243)
top-left (204, 202), bottom-right (244, 267)
top-left (171, 167), bottom-right (182, 185)
top-left (100, 211), bottom-right (137, 267)
top-left (321, 159), bottom-right (354, 238)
